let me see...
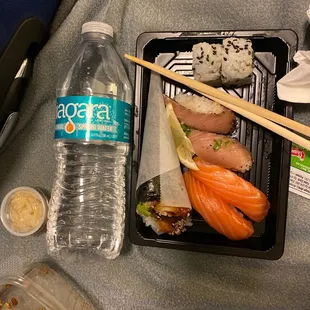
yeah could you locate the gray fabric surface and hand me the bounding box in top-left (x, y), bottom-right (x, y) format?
top-left (1, 0), bottom-right (310, 309)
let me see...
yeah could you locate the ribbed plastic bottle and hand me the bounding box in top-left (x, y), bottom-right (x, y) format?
top-left (47, 22), bottom-right (132, 260)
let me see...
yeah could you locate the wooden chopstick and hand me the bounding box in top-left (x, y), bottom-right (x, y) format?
top-left (124, 54), bottom-right (310, 150)
top-left (125, 54), bottom-right (310, 138)
top-left (197, 90), bottom-right (310, 150)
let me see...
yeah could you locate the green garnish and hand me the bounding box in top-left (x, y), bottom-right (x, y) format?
top-left (213, 139), bottom-right (223, 151)
top-left (213, 139), bottom-right (232, 151)
top-left (136, 202), bottom-right (152, 217)
top-left (181, 124), bottom-right (191, 136)
top-left (223, 140), bottom-right (231, 147)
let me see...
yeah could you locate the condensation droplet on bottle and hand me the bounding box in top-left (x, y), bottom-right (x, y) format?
top-left (87, 66), bottom-right (90, 70)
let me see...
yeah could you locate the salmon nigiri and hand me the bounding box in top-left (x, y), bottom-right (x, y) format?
top-left (184, 172), bottom-right (254, 240)
top-left (190, 157), bottom-right (270, 222)
top-left (189, 130), bottom-right (252, 173)
top-left (163, 94), bottom-right (235, 134)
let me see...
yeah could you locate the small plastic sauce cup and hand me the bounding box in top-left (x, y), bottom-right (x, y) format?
top-left (1, 187), bottom-right (48, 237)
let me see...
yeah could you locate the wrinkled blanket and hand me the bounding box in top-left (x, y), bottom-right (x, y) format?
top-left (1, 0), bottom-right (310, 309)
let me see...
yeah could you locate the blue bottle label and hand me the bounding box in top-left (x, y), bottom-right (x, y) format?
top-left (55, 96), bottom-right (131, 143)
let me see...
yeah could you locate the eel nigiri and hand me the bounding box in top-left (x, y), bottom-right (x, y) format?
top-left (163, 94), bottom-right (235, 134)
top-left (184, 172), bottom-right (254, 240)
top-left (190, 158), bottom-right (270, 222)
top-left (189, 130), bottom-right (252, 173)
top-left (136, 177), bottom-right (192, 236)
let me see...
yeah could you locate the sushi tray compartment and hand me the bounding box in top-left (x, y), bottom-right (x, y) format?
top-left (129, 30), bottom-right (298, 259)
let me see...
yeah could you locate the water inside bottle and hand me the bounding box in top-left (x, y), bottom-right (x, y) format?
top-left (47, 22), bottom-right (132, 261)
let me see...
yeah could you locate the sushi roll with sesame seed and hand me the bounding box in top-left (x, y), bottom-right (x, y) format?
top-left (221, 38), bottom-right (254, 86)
top-left (192, 43), bottom-right (222, 87)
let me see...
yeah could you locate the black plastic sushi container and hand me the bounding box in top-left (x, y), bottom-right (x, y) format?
top-left (129, 30), bottom-right (298, 260)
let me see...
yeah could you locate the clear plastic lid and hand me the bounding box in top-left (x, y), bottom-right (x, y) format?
top-left (0, 263), bottom-right (94, 309)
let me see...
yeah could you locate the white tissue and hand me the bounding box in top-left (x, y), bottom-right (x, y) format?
top-left (277, 51), bottom-right (310, 103)
top-left (307, 5), bottom-right (310, 23)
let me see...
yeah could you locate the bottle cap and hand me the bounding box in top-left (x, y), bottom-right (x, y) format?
top-left (82, 22), bottom-right (113, 37)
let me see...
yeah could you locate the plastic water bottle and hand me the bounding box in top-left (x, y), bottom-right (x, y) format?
top-left (47, 22), bottom-right (132, 260)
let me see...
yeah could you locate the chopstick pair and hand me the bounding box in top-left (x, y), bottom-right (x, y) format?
top-left (125, 54), bottom-right (310, 151)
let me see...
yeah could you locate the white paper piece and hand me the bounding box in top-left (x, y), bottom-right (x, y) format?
top-left (289, 167), bottom-right (310, 200)
top-left (307, 5), bottom-right (310, 23)
top-left (136, 73), bottom-right (191, 209)
top-left (277, 51), bottom-right (310, 103)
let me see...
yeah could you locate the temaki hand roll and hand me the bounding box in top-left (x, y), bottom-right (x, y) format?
top-left (136, 72), bottom-right (192, 235)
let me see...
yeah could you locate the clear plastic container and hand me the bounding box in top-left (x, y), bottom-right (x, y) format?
top-left (1, 187), bottom-right (48, 237)
top-left (0, 263), bottom-right (94, 309)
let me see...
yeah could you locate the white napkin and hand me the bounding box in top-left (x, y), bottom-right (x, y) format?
top-left (307, 4), bottom-right (310, 22)
top-left (277, 51), bottom-right (310, 103)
